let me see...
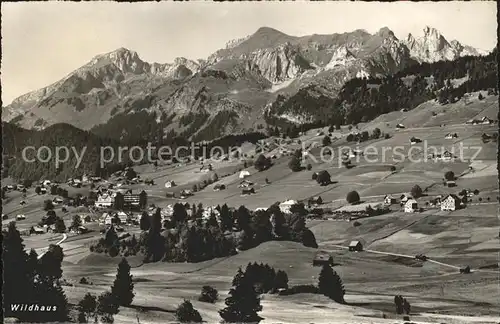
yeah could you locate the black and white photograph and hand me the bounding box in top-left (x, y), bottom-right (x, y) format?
top-left (1, 1), bottom-right (499, 323)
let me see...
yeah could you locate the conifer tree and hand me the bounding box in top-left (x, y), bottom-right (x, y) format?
top-left (219, 274), bottom-right (263, 323)
top-left (139, 211), bottom-right (150, 231)
top-left (232, 267), bottom-right (244, 287)
top-left (318, 264), bottom-right (345, 303)
top-left (111, 258), bottom-right (135, 306)
top-left (274, 270), bottom-right (289, 290)
top-left (2, 222), bottom-right (32, 318)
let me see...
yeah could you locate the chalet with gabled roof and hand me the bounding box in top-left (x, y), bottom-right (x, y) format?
top-left (441, 194), bottom-right (461, 211)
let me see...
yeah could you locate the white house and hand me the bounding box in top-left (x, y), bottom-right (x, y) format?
top-left (404, 199), bottom-right (419, 213)
top-left (396, 123), bottom-right (405, 129)
top-left (481, 116), bottom-right (493, 125)
top-left (400, 194), bottom-right (410, 203)
top-left (239, 170), bottom-right (251, 179)
top-left (102, 213), bottom-right (113, 225)
top-left (279, 199), bottom-right (298, 214)
top-left (445, 133), bottom-right (458, 139)
top-left (441, 194), bottom-right (461, 211)
top-left (202, 206), bottom-right (220, 221)
top-left (384, 195), bottom-right (396, 205)
top-left (165, 181), bottom-right (176, 188)
top-left (442, 151), bottom-right (454, 161)
top-left (95, 194), bottom-right (114, 208)
top-left (238, 180), bottom-right (254, 188)
top-left (117, 211), bottom-right (129, 224)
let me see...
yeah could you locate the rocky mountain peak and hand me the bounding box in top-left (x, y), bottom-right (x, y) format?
top-left (377, 27), bottom-right (396, 39)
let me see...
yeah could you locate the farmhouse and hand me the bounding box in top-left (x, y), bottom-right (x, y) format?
top-left (95, 194), bottom-right (114, 208)
top-left (396, 123), bottom-right (405, 129)
top-left (384, 195), bottom-right (396, 205)
top-left (200, 164), bottom-right (213, 173)
top-left (441, 194), bottom-right (461, 211)
top-left (445, 133), bottom-right (458, 139)
top-left (410, 137), bottom-right (422, 144)
top-left (102, 213), bottom-right (114, 225)
top-left (241, 188), bottom-right (255, 195)
top-left (53, 197), bottom-right (64, 205)
top-left (238, 180), bottom-right (254, 188)
top-left (117, 211), bottom-right (129, 224)
top-left (239, 170), bottom-right (251, 179)
top-left (279, 199), bottom-right (298, 214)
top-left (308, 196), bottom-right (323, 206)
top-left (446, 180), bottom-right (457, 188)
top-left (348, 241), bottom-right (363, 252)
top-left (30, 226), bottom-right (46, 235)
top-left (481, 116), bottom-right (494, 125)
top-left (404, 199), bottom-right (419, 213)
top-left (165, 181), bottom-right (176, 188)
top-left (202, 206), bottom-right (220, 221)
top-left (313, 251), bottom-right (333, 266)
top-left (180, 189), bottom-right (193, 198)
top-left (72, 179), bottom-right (82, 188)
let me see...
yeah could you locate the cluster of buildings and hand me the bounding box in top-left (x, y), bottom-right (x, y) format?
top-left (94, 188), bottom-right (143, 209)
top-left (465, 116), bottom-right (494, 125)
top-left (384, 193), bottom-right (464, 212)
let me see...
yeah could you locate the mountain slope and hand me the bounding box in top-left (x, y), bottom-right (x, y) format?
top-left (3, 25), bottom-right (488, 142)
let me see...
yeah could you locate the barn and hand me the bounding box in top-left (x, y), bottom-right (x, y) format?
top-left (348, 240), bottom-right (363, 252)
top-left (313, 251), bottom-right (333, 266)
top-left (239, 170), bottom-right (250, 179)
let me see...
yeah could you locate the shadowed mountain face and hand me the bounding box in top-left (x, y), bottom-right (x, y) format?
top-left (2, 26), bottom-right (487, 142)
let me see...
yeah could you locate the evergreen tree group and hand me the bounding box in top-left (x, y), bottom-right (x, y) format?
top-left (3, 222), bottom-right (69, 322)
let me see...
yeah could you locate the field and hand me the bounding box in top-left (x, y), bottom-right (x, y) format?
top-left (3, 94), bottom-right (499, 323)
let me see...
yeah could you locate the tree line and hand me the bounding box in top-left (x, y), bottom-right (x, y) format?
top-left (90, 202), bottom-right (318, 263)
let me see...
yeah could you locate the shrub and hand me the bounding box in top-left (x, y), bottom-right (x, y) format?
top-left (346, 191), bottom-right (360, 204)
top-left (444, 171), bottom-right (455, 181)
top-left (198, 285), bottom-right (218, 303)
top-left (306, 163), bottom-right (312, 171)
top-left (316, 170), bottom-right (331, 186)
top-left (322, 135), bottom-right (331, 146)
top-left (254, 154), bottom-right (271, 172)
top-left (288, 156), bottom-right (302, 172)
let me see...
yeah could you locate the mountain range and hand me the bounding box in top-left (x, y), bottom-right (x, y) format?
top-left (2, 25), bottom-right (488, 142)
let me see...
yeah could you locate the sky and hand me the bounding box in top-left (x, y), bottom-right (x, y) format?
top-left (1, 1), bottom-right (496, 105)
